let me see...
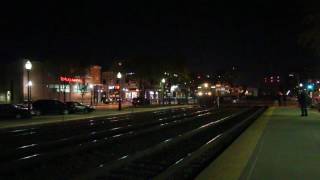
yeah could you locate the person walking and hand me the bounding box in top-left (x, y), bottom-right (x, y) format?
top-left (298, 90), bottom-right (308, 116)
top-left (216, 96), bottom-right (220, 109)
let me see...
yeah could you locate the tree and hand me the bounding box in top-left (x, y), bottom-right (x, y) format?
top-left (299, 12), bottom-right (320, 56)
top-left (124, 54), bottom-right (191, 103)
top-left (299, 11), bottom-right (320, 78)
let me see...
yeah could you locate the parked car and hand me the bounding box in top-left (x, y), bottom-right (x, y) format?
top-left (132, 97), bottom-right (151, 106)
top-left (65, 101), bottom-right (95, 113)
top-left (0, 104), bottom-right (32, 119)
top-left (15, 104), bottom-right (36, 115)
top-left (32, 100), bottom-right (69, 115)
top-left (102, 97), bottom-right (114, 104)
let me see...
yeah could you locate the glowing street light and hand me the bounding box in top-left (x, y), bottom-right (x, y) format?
top-left (117, 72), bottom-right (122, 111)
top-left (89, 84), bottom-right (94, 106)
top-left (24, 60), bottom-right (32, 112)
top-left (27, 81), bottom-right (33, 87)
top-left (117, 72), bottom-right (122, 79)
top-left (25, 60), bottom-right (32, 70)
top-left (299, 83), bottom-right (303, 88)
top-left (161, 78), bottom-right (166, 105)
top-left (89, 84), bottom-right (94, 89)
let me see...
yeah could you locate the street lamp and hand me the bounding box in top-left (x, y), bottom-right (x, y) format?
top-left (117, 72), bottom-right (122, 111)
top-left (89, 84), bottom-right (94, 106)
top-left (299, 83), bottom-right (303, 88)
top-left (161, 78), bottom-right (166, 105)
top-left (25, 60), bottom-right (32, 112)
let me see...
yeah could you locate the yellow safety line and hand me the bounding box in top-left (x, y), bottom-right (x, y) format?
top-left (196, 107), bottom-right (274, 180)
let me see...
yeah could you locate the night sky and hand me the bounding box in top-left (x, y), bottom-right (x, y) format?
top-left (1, 1), bottom-right (319, 76)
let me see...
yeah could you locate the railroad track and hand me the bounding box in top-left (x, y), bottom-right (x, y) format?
top-left (78, 106), bottom-right (266, 180)
top-left (0, 106), bottom-right (253, 179)
top-left (0, 107), bottom-right (200, 154)
top-left (0, 107), bottom-right (210, 163)
top-left (0, 106), bottom-right (197, 142)
top-left (1, 106), bottom-right (235, 178)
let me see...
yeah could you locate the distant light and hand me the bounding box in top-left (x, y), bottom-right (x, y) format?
top-left (289, 74), bottom-right (294, 77)
top-left (161, 78), bottom-right (166, 83)
top-left (27, 81), bottom-right (33, 87)
top-left (286, 90), bottom-right (291, 96)
top-left (198, 86), bottom-right (202, 89)
top-left (204, 83), bottom-right (209, 88)
top-left (25, 60), bottom-right (32, 70)
top-left (317, 81), bottom-right (320, 84)
top-left (197, 91), bottom-right (203, 96)
top-left (299, 83), bottom-right (303, 87)
top-left (117, 72), bottom-right (122, 79)
top-left (89, 84), bottom-right (94, 89)
top-left (171, 85), bottom-right (178, 92)
top-left (208, 92), bottom-right (212, 96)
top-left (211, 86), bottom-right (216, 89)
top-left (307, 84), bottom-right (314, 90)
top-left (206, 75), bottom-right (210, 78)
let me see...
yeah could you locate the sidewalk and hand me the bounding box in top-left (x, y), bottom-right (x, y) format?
top-left (0, 105), bottom-right (193, 130)
top-left (197, 106), bottom-right (320, 180)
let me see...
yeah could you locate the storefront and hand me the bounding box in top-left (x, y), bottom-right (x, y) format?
top-left (1, 60), bottom-right (103, 105)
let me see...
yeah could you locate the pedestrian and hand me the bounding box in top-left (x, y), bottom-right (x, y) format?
top-left (216, 96), bottom-right (220, 109)
top-left (298, 90), bottom-right (308, 116)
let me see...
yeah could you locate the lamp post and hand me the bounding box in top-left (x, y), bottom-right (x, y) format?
top-left (25, 60), bottom-right (32, 112)
top-left (161, 78), bottom-right (166, 105)
top-left (117, 72), bottom-right (122, 111)
top-left (89, 84), bottom-right (94, 106)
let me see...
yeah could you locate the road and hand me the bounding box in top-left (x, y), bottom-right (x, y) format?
top-left (0, 106), bottom-right (265, 180)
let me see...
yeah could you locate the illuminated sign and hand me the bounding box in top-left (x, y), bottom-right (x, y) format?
top-left (60, 76), bottom-right (83, 83)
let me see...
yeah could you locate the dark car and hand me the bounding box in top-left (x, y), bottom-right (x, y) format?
top-left (65, 102), bottom-right (95, 113)
top-left (0, 104), bottom-right (31, 119)
top-left (32, 100), bottom-right (69, 115)
top-left (132, 97), bottom-right (150, 106)
top-left (102, 97), bottom-right (114, 104)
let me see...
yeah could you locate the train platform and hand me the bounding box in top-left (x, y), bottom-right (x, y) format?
top-left (197, 106), bottom-right (320, 180)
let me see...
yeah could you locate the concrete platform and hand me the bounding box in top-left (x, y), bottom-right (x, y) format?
top-left (197, 106), bottom-right (320, 180)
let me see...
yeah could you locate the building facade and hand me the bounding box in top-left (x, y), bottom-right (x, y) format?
top-left (0, 60), bottom-right (103, 105)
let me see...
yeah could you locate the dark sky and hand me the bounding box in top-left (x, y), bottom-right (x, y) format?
top-left (0, 1), bottom-right (319, 75)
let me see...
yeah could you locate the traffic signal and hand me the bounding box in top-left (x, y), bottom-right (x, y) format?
top-left (307, 84), bottom-right (314, 90)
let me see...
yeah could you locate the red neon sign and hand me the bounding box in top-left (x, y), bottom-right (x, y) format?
top-left (60, 76), bottom-right (83, 83)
